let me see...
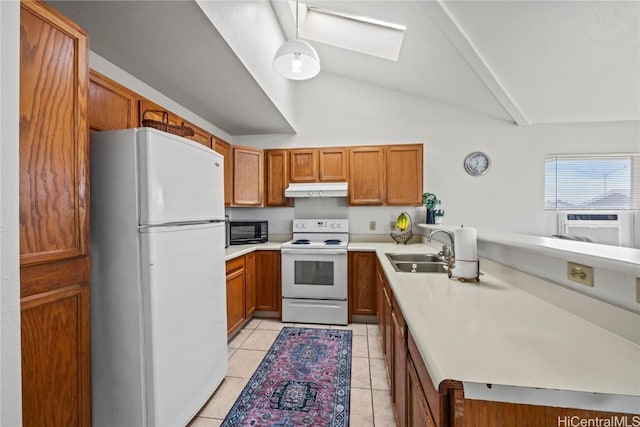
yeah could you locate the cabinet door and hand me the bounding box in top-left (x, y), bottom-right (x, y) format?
top-left (408, 359), bottom-right (436, 427)
top-left (289, 149), bottom-right (318, 182)
top-left (392, 302), bottom-right (407, 427)
top-left (349, 251), bottom-right (377, 318)
top-left (256, 251), bottom-right (281, 312)
top-left (183, 121), bottom-right (212, 149)
top-left (21, 284), bottom-right (90, 427)
top-left (386, 144), bottom-right (423, 205)
top-left (319, 147), bottom-right (348, 182)
top-left (213, 138), bottom-right (233, 206)
top-left (245, 252), bottom-right (257, 318)
top-left (265, 149), bottom-right (291, 206)
top-left (376, 263), bottom-right (386, 355)
top-left (20, 0), bottom-right (89, 272)
top-left (89, 69), bottom-right (138, 132)
top-left (349, 147), bottom-right (385, 205)
top-left (383, 285), bottom-right (394, 391)
top-left (226, 259), bottom-right (246, 335)
top-left (233, 146), bottom-right (263, 206)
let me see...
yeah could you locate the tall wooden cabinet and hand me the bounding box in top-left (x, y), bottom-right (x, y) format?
top-left (19, 1), bottom-right (91, 425)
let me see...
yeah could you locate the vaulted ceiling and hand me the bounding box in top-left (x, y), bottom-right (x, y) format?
top-left (50, 0), bottom-right (640, 135)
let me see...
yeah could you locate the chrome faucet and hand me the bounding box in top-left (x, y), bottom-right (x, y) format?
top-left (427, 229), bottom-right (455, 260)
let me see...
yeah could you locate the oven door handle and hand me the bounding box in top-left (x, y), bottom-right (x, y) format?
top-left (281, 249), bottom-right (347, 255)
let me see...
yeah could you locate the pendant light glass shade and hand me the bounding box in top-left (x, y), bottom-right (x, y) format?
top-left (273, 39), bottom-right (320, 80)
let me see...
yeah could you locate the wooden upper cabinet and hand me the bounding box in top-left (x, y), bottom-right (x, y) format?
top-left (138, 98), bottom-right (182, 127)
top-left (289, 147), bottom-right (348, 183)
top-left (289, 149), bottom-right (318, 182)
top-left (265, 149), bottom-right (291, 206)
top-left (183, 120), bottom-right (212, 149)
top-left (213, 138), bottom-right (233, 206)
top-left (19, 0), bottom-right (89, 270)
top-left (88, 69), bottom-right (138, 132)
top-left (233, 146), bottom-right (263, 206)
top-left (319, 147), bottom-right (348, 181)
top-left (348, 146), bottom-right (385, 205)
top-left (386, 144), bottom-right (423, 205)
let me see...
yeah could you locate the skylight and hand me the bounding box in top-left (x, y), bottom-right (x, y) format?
top-left (293, 2), bottom-right (406, 61)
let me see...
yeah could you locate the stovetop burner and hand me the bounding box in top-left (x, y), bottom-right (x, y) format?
top-left (324, 239), bottom-right (342, 245)
top-left (292, 239), bottom-right (310, 245)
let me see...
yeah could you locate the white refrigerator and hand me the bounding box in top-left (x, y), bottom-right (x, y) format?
top-left (90, 128), bottom-right (227, 427)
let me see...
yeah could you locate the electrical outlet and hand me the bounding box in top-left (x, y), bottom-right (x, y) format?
top-left (369, 220), bottom-right (376, 231)
top-left (567, 262), bottom-right (594, 287)
top-left (390, 221), bottom-right (396, 231)
top-left (636, 278), bottom-right (640, 304)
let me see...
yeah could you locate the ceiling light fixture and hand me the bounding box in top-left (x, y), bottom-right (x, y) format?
top-left (273, 0), bottom-right (320, 80)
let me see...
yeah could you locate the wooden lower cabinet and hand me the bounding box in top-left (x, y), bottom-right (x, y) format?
top-left (226, 257), bottom-right (246, 335)
top-left (348, 251), bottom-right (377, 319)
top-left (392, 301), bottom-right (407, 427)
top-left (408, 358), bottom-right (436, 427)
top-left (21, 284), bottom-right (91, 427)
top-left (256, 250), bottom-right (281, 312)
top-left (245, 252), bottom-right (257, 317)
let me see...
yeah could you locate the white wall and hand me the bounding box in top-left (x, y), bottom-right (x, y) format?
top-left (195, 0), bottom-right (296, 128)
top-left (234, 72), bottom-right (640, 235)
top-left (0, 1), bottom-right (22, 424)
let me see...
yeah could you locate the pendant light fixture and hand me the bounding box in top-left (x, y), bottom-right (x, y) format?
top-left (273, 0), bottom-right (320, 80)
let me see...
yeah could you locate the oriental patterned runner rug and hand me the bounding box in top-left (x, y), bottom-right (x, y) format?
top-left (222, 327), bottom-right (352, 427)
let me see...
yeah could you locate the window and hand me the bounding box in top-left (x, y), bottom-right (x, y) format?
top-left (294, 2), bottom-right (406, 61)
top-left (545, 153), bottom-right (640, 210)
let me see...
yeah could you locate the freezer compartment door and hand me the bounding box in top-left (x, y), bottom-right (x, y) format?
top-left (138, 128), bottom-right (224, 225)
top-left (140, 222), bottom-right (227, 426)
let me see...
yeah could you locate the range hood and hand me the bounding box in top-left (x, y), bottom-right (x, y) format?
top-left (284, 182), bottom-right (348, 198)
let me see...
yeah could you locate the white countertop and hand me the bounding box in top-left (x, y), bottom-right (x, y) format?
top-left (225, 242), bottom-right (282, 261)
top-left (223, 240), bottom-right (640, 410)
top-left (372, 242), bottom-right (640, 404)
top-left (417, 224), bottom-right (640, 275)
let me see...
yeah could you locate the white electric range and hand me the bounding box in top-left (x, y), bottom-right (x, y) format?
top-left (281, 219), bottom-right (349, 325)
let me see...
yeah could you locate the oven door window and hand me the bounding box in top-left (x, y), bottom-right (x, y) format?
top-left (294, 260), bottom-right (334, 286)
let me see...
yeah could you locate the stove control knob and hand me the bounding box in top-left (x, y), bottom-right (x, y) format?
top-left (336, 223), bottom-right (343, 229)
top-left (331, 223), bottom-right (338, 229)
top-left (295, 223), bottom-right (302, 229)
top-left (301, 223), bottom-right (307, 229)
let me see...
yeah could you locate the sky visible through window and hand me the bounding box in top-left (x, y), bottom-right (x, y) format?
top-left (545, 157), bottom-right (633, 210)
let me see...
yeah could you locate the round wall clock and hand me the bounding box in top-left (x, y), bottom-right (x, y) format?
top-left (464, 151), bottom-right (491, 176)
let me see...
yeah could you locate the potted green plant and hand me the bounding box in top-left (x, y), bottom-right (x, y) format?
top-left (423, 192), bottom-right (438, 224)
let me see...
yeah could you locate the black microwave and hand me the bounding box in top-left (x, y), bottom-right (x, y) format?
top-left (228, 221), bottom-right (268, 245)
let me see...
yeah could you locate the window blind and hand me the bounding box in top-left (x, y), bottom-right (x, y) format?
top-left (545, 153), bottom-right (640, 210)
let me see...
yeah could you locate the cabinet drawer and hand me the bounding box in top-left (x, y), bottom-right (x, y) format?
top-left (226, 256), bottom-right (245, 274)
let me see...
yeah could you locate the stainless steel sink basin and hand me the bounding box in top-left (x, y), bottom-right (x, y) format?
top-left (392, 262), bottom-right (448, 273)
top-left (385, 253), bottom-right (448, 274)
top-left (386, 253), bottom-right (444, 263)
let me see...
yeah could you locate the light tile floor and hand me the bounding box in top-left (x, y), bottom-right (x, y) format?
top-left (190, 319), bottom-right (397, 426)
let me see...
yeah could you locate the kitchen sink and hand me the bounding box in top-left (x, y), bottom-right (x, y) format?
top-left (391, 262), bottom-right (448, 273)
top-left (386, 253), bottom-right (445, 263)
top-left (385, 254), bottom-right (448, 274)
